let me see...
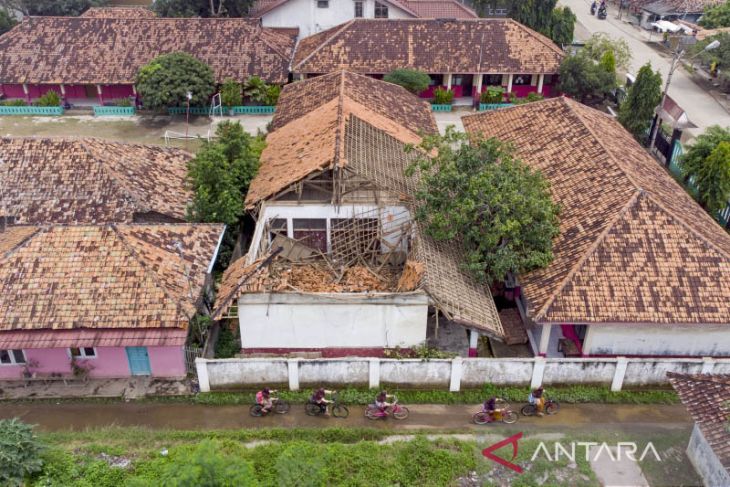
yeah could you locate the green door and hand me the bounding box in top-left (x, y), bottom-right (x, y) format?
top-left (126, 347), bottom-right (151, 376)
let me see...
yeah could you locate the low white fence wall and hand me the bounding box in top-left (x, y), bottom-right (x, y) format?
top-left (195, 356), bottom-right (730, 393)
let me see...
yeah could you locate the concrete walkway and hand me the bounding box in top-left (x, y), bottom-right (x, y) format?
top-left (0, 401), bottom-right (690, 433)
top-left (560, 0), bottom-right (730, 138)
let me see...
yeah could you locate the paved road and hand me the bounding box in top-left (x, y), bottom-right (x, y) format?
top-left (0, 401), bottom-right (690, 434)
top-left (560, 0), bottom-right (730, 137)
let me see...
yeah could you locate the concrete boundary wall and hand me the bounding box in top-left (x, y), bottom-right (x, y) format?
top-left (195, 356), bottom-right (730, 392)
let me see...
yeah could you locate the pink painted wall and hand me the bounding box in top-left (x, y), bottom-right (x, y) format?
top-left (1, 83), bottom-right (26, 98)
top-left (101, 84), bottom-right (134, 102)
top-left (63, 85), bottom-right (88, 99)
top-left (148, 346), bottom-right (186, 377)
top-left (0, 346), bottom-right (186, 380)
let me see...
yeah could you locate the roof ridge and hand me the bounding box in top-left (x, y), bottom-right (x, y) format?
top-left (0, 226), bottom-right (42, 263)
top-left (292, 20), bottom-right (356, 71)
top-left (383, 0), bottom-right (419, 17)
top-left (257, 24), bottom-right (297, 63)
top-left (111, 224), bottom-right (192, 322)
top-left (334, 70), bottom-right (348, 170)
top-left (534, 189), bottom-right (643, 320)
top-left (77, 139), bottom-right (148, 213)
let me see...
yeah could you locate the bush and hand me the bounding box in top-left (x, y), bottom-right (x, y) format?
top-left (34, 90), bottom-right (61, 107)
top-left (115, 98), bottom-right (133, 107)
top-left (480, 86), bottom-right (505, 104)
top-left (0, 99), bottom-right (27, 106)
top-left (0, 418), bottom-right (44, 486)
top-left (214, 324), bottom-right (240, 358)
top-left (136, 52), bottom-right (215, 110)
top-left (220, 79), bottom-right (242, 107)
top-left (263, 84), bottom-right (281, 106)
top-left (275, 442), bottom-right (327, 487)
top-left (383, 69), bottom-right (431, 94)
top-left (244, 76), bottom-right (280, 106)
top-left (432, 87), bottom-right (454, 105)
top-left (515, 92), bottom-right (545, 105)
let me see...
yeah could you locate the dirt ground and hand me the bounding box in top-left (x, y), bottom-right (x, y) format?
top-left (0, 377), bottom-right (190, 400)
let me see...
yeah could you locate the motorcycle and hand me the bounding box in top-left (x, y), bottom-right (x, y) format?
top-left (597, 5), bottom-right (607, 19)
top-left (590, 2), bottom-right (597, 15)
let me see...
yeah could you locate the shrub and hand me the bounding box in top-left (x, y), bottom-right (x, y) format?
top-left (515, 92), bottom-right (545, 105)
top-left (34, 90), bottom-right (61, 107)
top-left (480, 86), bottom-right (505, 104)
top-left (0, 418), bottom-right (44, 485)
top-left (275, 442), bottom-right (327, 487)
top-left (263, 84), bottom-right (281, 106)
top-left (0, 99), bottom-right (27, 106)
top-left (214, 324), bottom-right (240, 358)
top-left (220, 79), bottom-right (243, 107)
top-left (115, 98), bottom-right (133, 107)
top-left (383, 69), bottom-right (431, 94)
top-left (432, 87), bottom-right (454, 105)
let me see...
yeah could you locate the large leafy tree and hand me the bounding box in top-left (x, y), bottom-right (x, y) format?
top-left (681, 126), bottom-right (730, 213)
top-left (383, 69), bottom-right (432, 94)
top-left (478, 0), bottom-right (575, 47)
top-left (0, 0), bottom-right (106, 16)
top-left (0, 419), bottom-right (45, 486)
top-left (0, 7), bottom-right (15, 35)
top-left (152, 0), bottom-right (253, 17)
top-left (582, 33), bottom-right (632, 71)
top-left (556, 54), bottom-right (614, 103)
top-left (187, 121), bottom-right (261, 226)
top-left (407, 129), bottom-right (560, 283)
top-left (549, 6), bottom-right (576, 46)
top-left (136, 52), bottom-right (215, 110)
top-left (692, 33), bottom-right (730, 92)
top-left (618, 62), bottom-right (662, 142)
top-left (699, 1), bottom-right (730, 28)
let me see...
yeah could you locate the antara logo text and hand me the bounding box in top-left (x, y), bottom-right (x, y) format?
top-left (482, 432), bottom-right (662, 474)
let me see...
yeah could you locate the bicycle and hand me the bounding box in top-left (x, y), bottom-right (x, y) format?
top-left (521, 397), bottom-right (560, 416)
top-left (365, 396), bottom-right (409, 420)
top-left (249, 396), bottom-right (290, 417)
top-left (305, 391), bottom-right (349, 418)
top-left (472, 399), bottom-right (518, 425)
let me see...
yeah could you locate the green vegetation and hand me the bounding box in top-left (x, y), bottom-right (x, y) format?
top-left (0, 99), bottom-right (27, 106)
top-left (383, 69), bottom-right (432, 94)
top-left (214, 323), bottom-right (240, 358)
top-left (151, 0), bottom-right (253, 17)
top-left (581, 33), bottom-right (632, 71)
top-left (699, 0), bottom-right (730, 28)
top-left (480, 86), bottom-right (506, 104)
top-left (691, 33), bottom-right (730, 92)
top-left (0, 418), bottom-right (45, 486)
top-left (244, 76), bottom-right (281, 106)
top-left (549, 6), bottom-right (577, 46)
top-left (407, 130), bottom-right (560, 283)
top-left (556, 53), bottom-right (615, 103)
top-left (475, 0), bottom-right (575, 47)
top-left (34, 90), bottom-right (61, 107)
top-left (432, 87), bottom-right (454, 105)
top-left (220, 79), bottom-right (243, 108)
top-left (681, 125), bottom-right (730, 213)
top-left (0, 0), bottom-right (107, 16)
top-left (618, 62), bottom-right (662, 142)
top-left (0, 7), bottom-right (16, 35)
top-left (514, 92), bottom-right (545, 105)
top-left (136, 52), bottom-right (215, 111)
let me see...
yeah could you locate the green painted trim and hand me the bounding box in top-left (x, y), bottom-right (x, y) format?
top-left (431, 104), bottom-right (453, 112)
top-left (93, 106), bottom-right (135, 116)
top-left (0, 106), bottom-right (64, 116)
top-left (478, 103), bottom-right (515, 111)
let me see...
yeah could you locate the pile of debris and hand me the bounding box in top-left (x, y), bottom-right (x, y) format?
top-left (270, 261), bottom-right (401, 293)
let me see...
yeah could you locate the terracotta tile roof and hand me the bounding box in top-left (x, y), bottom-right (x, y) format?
top-left (0, 226), bottom-right (38, 255)
top-left (292, 19), bottom-right (564, 74)
top-left (0, 224), bottom-right (224, 332)
top-left (0, 328), bottom-right (189, 349)
top-left (246, 71), bottom-right (436, 206)
top-left (0, 17), bottom-right (296, 84)
top-left (80, 6), bottom-right (157, 17)
top-left (402, 0), bottom-right (478, 18)
top-left (668, 373), bottom-right (730, 472)
top-left (498, 308), bottom-right (528, 345)
top-left (463, 97), bottom-right (730, 326)
top-left (0, 137), bottom-right (192, 224)
top-left (638, 0), bottom-right (723, 14)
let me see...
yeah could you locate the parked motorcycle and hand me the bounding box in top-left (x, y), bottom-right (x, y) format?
top-left (590, 2), bottom-right (597, 15)
top-left (597, 6), bottom-right (607, 19)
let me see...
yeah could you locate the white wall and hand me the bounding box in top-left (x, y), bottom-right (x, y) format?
top-left (261, 0), bottom-right (412, 37)
top-left (686, 424), bottom-right (730, 487)
top-left (249, 202), bottom-right (412, 263)
top-left (238, 292), bottom-right (429, 349)
top-left (587, 324), bottom-right (730, 357)
top-left (196, 356), bottom-right (730, 391)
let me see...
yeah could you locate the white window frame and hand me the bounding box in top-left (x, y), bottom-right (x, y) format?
top-left (374, 1), bottom-right (389, 18)
top-left (354, 0), bottom-right (364, 17)
top-left (0, 349), bottom-right (26, 366)
top-left (68, 347), bottom-right (97, 359)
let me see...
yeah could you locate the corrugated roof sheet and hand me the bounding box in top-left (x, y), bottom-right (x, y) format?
top-left (0, 328), bottom-right (188, 349)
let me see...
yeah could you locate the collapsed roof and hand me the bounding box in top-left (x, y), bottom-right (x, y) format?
top-left (0, 224), bottom-right (224, 332)
top-left (0, 137), bottom-right (192, 224)
top-left (463, 97), bottom-right (730, 326)
top-left (221, 71), bottom-right (505, 338)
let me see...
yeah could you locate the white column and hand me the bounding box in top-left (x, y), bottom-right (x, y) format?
top-left (538, 324), bottom-right (552, 356)
top-left (368, 358), bottom-right (380, 389)
top-left (611, 357), bottom-right (629, 392)
top-left (449, 357), bottom-right (463, 392)
top-left (468, 330), bottom-right (479, 357)
top-left (132, 85), bottom-right (137, 95)
top-left (530, 357), bottom-right (546, 389)
top-left (701, 357), bottom-right (715, 374)
top-left (59, 84), bottom-right (66, 96)
top-left (195, 358), bottom-right (210, 392)
top-left (537, 74), bottom-right (544, 94)
top-left (287, 359), bottom-right (300, 391)
top-left (22, 83), bottom-right (28, 95)
top-left (507, 74), bottom-right (513, 93)
top-left (581, 326), bottom-right (593, 356)
top-left (475, 74), bottom-right (483, 99)
top-left (445, 73), bottom-right (452, 90)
